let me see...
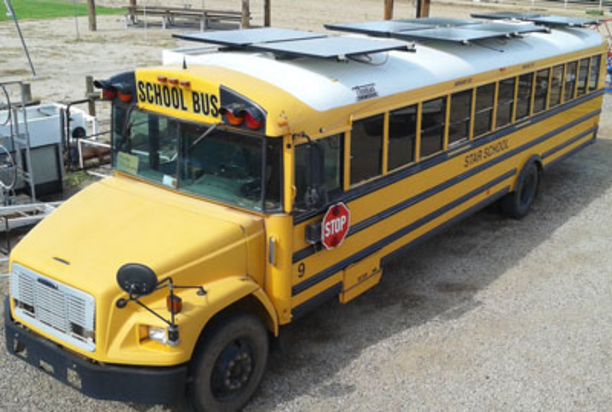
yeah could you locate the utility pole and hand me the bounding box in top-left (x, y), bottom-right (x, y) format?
top-left (87, 0), bottom-right (97, 31)
top-left (264, 0), bottom-right (271, 27)
top-left (384, 0), bottom-right (394, 20)
top-left (241, 0), bottom-right (250, 28)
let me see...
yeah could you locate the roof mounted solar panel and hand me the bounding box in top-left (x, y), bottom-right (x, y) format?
top-left (173, 27), bottom-right (326, 47)
top-left (466, 22), bottom-right (549, 35)
top-left (324, 21), bottom-right (431, 37)
top-left (393, 27), bottom-right (518, 43)
top-left (470, 12), bottom-right (541, 21)
top-left (250, 36), bottom-right (413, 60)
top-left (397, 17), bottom-right (479, 27)
top-left (525, 15), bottom-right (600, 27)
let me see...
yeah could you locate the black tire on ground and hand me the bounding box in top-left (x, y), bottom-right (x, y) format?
top-left (501, 161), bottom-right (540, 220)
top-left (189, 312), bottom-right (269, 412)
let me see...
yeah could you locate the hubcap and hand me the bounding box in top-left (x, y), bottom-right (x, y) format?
top-left (211, 338), bottom-right (254, 399)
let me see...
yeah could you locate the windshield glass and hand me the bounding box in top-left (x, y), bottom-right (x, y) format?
top-left (112, 105), bottom-right (282, 212)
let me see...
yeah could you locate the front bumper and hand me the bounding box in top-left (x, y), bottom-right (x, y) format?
top-left (4, 298), bottom-right (188, 405)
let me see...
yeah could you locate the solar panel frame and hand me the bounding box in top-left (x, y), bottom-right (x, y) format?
top-left (393, 26), bottom-right (517, 43)
top-left (249, 36), bottom-right (412, 60)
top-left (324, 21), bottom-right (431, 37)
top-left (397, 17), bottom-right (480, 27)
top-left (466, 22), bottom-right (549, 35)
top-left (173, 27), bottom-right (327, 47)
top-left (524, 16), bottom-right (600, 27)
top-left (470, 12), bottom-right (542, 21)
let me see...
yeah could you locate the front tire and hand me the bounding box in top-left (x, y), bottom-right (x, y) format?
top-left (501, 161), bottom-right (540, 219)
top-left (189, 312), bottom-right (269, 412)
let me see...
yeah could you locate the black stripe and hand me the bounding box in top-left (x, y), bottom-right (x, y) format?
top-left (293, 89), bottom-right (604, 225)
top-left (542, 126), bottom-right (597, 159)
top-left (292, 171), bottom-right (515, 296)
top-left (293, 111), bottom-right (600, 264)
top-left (292, 282), bottom-right (342, 318)
top-left (543, 136), bottom-right (596, 171)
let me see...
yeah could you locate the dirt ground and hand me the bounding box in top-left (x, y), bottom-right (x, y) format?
top-left (1, 1), bottom-right (612, 411)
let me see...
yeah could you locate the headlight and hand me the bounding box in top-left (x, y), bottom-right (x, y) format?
top-left (144, 326), bottom-right (180, 346)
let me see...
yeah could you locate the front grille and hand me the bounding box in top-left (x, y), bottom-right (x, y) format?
top-left (10, 263), bottom-right (96, 352)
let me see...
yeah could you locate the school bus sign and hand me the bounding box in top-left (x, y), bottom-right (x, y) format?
top-left (321, 203), bottom-right (350, 250)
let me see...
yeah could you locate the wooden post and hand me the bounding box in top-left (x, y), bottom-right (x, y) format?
top-left (384, 0), bottom-right (394, 20)
top-left (241, 0), bottom-right (250, 29)
top-left (85, 76), bottom-right (96, 117)
top-left (129, 0), bottom-right (136, 25)
top-left (416, 0), bottom-right (430, 18)
top-left (264, 0), bottom-right (271, 27)
top-left (86, 0), bottom-right (97, 31)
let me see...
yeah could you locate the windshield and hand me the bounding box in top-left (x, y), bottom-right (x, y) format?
top-left (112, 105), bottom-right (283, 212)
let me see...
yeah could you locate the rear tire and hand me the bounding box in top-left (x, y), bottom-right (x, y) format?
top-left (501, 162), bottom-right (540, 220)
top-left (189, 312), bottom-right (269, 412)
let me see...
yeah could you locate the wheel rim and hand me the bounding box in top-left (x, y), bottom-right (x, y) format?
top-left (520, 171), bottom-right (537, 207)
top-left (210, 337), bottom-right (255, 401)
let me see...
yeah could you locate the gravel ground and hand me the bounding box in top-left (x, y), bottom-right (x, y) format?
top-left (2, 1), bottom-right (612, 410)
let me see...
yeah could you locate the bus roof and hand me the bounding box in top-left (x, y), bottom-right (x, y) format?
top-left (161, 24), bottom-right (604, 135)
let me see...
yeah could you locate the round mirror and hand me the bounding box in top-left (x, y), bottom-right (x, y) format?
top-left (116, 264), bottom-right (158, 297)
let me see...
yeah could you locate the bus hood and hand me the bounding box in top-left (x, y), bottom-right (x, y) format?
top-left (9, 175), bottom-right (265, 298)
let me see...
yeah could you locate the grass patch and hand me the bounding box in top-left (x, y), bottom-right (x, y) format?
top-left (0, 0), bottom-right (124, 22)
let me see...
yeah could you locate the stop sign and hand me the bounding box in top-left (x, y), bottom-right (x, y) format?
top-left (321, 202), bottom-right (351, 250)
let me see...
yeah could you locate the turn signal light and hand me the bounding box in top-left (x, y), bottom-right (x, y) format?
top-left (167, 295), bottom-right (183, 314)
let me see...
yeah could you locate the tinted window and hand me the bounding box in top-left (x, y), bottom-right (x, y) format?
top-left (516, 73), bottom-right (533, 120)
top-left (533, 69), bottom-right (550, 114)
top-left (564, 61), bottom-right (578, 101)
top-left (448, 89), bottom-right (472, 145)
top-left (420, 97), bottom-right (446, 158)
top-left (295, 134), bottom-right (343, 209)
top-left (350, 115), bottom-right (384, 184)
top-left (577, 58), bottom-right (589, 96)
top-left (549, 65), bottom-right (564, 107)
top-left (388, 105), bottom-right (417, 170)
top-left (496, 78), bottom-right (515, 128)
top-left (589, 55), bottom-right (601, 91)
top-left (474, 83), bottom-right (495, 138)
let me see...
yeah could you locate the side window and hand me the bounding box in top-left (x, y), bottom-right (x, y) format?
top-left (350, 115), bottom-right (384, 185)
top-left (420, 97), bottom-right (447, 158)
top-left (448, 89), bottom-right (472, 146)
top-left (388, 104), bottom-right (417, 171)
top-left (549, 64), bottom-right (564, 107)
top-left (589, 55), bottom-right (602, 91)
top-left (533, 69), bottom-right (550, 114)
top-left (564, 61), bottom-right (578, 101)
top-left (516, 73), bottom-right (533, 120)
top-left (473, 83), bottom-right (495, 138)
top-left (295, 134), bottom-right (343, 209)
top-left (577, 58), bottom-right (590, 96)
top-left (496, 77), bottom-right (516, 129)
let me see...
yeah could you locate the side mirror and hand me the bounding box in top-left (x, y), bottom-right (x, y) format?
top-left (116, 264), bottom-right (158, 297)
top-left (304, 141), bottom-right (328, 210)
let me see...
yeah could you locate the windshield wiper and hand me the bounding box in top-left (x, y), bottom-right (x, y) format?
top-left (189, 123), bottom-right (221, 150)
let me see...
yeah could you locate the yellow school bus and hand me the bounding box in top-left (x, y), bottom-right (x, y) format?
top-left (4, 14), bottom-right (606, 411)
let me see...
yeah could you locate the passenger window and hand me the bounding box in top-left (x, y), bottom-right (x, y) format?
top-left (516, 73), bottom-right (533, 120)
top-left (549, 65), bottom-right (564, 107)
top-left (496, 77), bottom-right (515, 128)
top-left (564, 61), bottom-right (578, 101)
top-left (350, 114), bottom-right (384, 185)
top-left (473, 83), bottom-right (495, 138)
top-left (448, 89), bottom-right (472, 145)
top-left (295, 134), bottom-right (343, 209)
top-left (577, 58), bottom-right (590, 96)
top-left (589, 55), bottom-right (601, 91)
top-left (420, 97), bottom-right (447, 158)
top-left (388, 105), bottom-right (417, 171)
top-left (533, 69), bottom-right (550, 114)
